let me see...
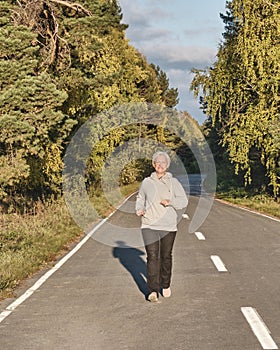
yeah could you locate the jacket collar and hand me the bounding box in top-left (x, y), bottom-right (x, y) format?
top-left (150, 172), bottom-right (172, 181)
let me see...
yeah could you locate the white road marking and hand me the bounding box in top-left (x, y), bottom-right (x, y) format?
top-left (0, 192), bottom-right (136, 324)
top-left (215, 198), bottom-right (280, 223)
top-left (195, 231), bottom-right (206, 240)
top-left (241, 307), bottom-right (278, 349)
top-left (0, 310), bottom-right (12, 323)
top-left (210, 255), bottom-right (228, 272)
top-left (0, 218), bottom-right (107, 323)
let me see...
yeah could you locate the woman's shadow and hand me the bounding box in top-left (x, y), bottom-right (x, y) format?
top-left (112, 241), bottom-right (149, 297)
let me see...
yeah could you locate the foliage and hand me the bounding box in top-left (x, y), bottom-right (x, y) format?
top-left (0, 7), bottom-right (74, 207)
top-left (151, 64), bottom-right (179, 108)
top-left (191, 0), bottom-right (280, 198)
top-left (0, 0), bottom-right (180, 211)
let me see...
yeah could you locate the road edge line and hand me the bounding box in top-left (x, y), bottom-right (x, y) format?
top-left (215, 198), bottom-right (280, 223)
top-left (0, 192), bottom-right (136, 324)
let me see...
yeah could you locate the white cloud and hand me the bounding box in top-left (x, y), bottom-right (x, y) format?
top-left (127, 28), bottom-right (173, 43)
top-left (126, 42), bottom-right (214, 122)
top-left (118, 0), bottom-right (223, 123)
top-left (120, 0), bottom-right (171, 27)
top-left (135, 43), bottom-right (217, 70)
top-left (165, 69), bottom-right (206, 123)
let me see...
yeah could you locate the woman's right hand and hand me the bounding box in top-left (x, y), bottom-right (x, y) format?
top-left (136, 210), bottom-right (145, 216)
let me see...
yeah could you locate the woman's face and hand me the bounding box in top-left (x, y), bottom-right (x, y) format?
top-left (153, 155), bottom-right (168, 176)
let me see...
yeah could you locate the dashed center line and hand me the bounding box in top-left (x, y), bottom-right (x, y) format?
top-left (193, 224), bottom-right (277, 349)
top-left (241, 307), bottom-right (278, 349)
top-left (210, 255), bottom-right (228, 272)
top-left (195, 231), bottom-right (206, 240)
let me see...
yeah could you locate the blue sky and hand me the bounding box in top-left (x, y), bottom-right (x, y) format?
top-left (118, 0), bottom-right (227, 124)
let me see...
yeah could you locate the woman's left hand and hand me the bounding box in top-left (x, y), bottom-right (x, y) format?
top-left (160, 199), bottom-right (170, 207)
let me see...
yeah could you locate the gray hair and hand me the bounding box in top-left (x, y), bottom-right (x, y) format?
top-left (152, 151), bottom-right (171, 168)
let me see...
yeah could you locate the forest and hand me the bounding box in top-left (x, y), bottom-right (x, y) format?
top-left (0, 0), bottom-right (279, 299)
top-left (0, 0), bottom-right (182, 213)
top-left (0, 0), bottom-right (279, 214)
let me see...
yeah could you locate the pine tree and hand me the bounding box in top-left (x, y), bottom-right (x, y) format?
top-left (151, 64), bottom-right (179, 108)
top-left (0, 3), bottom-right (74, 207)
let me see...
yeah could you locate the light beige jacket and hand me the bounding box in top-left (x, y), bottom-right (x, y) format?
top-left (135, 172), bottom-right (188, 231)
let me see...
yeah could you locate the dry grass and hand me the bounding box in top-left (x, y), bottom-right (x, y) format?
top-left (216, 192), bottom-right (280, 219)
top-left (0, 199), bottom-right (82, 300)
top-left (0, 182), bottom-right (140, 300)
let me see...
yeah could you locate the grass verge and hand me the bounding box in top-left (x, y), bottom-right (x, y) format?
top-left (0, 182), bottom-right (140, 301)
top-left (0, 199), bottom-right (81, 301)
top-left (216, 190), bottom-right (280, 219)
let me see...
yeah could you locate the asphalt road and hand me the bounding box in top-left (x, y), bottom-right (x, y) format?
top-left (0, 195), bottom-right (280, 350)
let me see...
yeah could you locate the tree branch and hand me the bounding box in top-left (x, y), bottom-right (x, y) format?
top-left (44, 7), bottom-right (59, 66)
top-left (48, 0), bottom-right (92, 16)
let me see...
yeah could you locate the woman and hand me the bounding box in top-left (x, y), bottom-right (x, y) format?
top-left (135, 151), bottom-right (188, 302)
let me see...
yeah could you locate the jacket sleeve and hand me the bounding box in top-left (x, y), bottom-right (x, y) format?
top-left (170, 178), bottom-right (188, 210)
top-left (135, 181), bottom-right (146, 212)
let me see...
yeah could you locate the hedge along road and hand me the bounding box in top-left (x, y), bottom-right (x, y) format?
top-left (0, 194), bottom-right (280, 350)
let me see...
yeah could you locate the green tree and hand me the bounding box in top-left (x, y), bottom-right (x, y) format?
top-left (191, 0), bottom-right (280, 198)
top-left (151, 64), bottom-right (179, 108)
top-left (0, 4), bottom-right (74, 208)
top-left (0, 0), bottom-right (182, 210)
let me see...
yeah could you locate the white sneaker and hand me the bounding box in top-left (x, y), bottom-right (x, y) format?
top-left (162, 287), bottom-right (171, 298)
top-left (148, 292), bottom-right (158, 302)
